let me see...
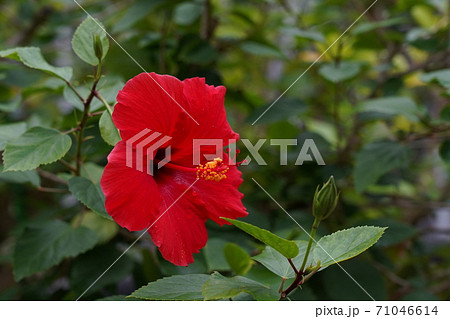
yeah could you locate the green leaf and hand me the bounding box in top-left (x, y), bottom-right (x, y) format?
top-left (222, 218), bottom-right (299, 258)
top-left (310, 226), bottom-right (386, 269)
top-left (202, 272), bottom-right (279, 301)
top-left (13, 220), bottom-right (98, 281)
top-left (68, 176), bottom-right (111, 220)
top-left (358, 97), bottom-right (421, 122)
top-left (70, 244), bottom-right (133, 296)
top-left (318, 61), bottom-right (362, 83)
top-left (224, 243), bottom-right (253, 275)
top-left (353, 141), bottom-right (411, 193)
top-left (112, 0), bottom-right (164, 33)
top-left (0, 47), bottom-right (72, 81)
top-left (0, 96), bottom-right (22, 112)
top-left (0, 122), bottom-right (27, 151)
top-left (240, 41), bottom-right (285, 59)
top-left (131, 274), bottom-right (210, 300)
top-left (71, 211), bottom-right (118, 244)
top-left (420, 69), bottom-right (450, 88)
top-left (203, 238), bottom-right (230, 272)
top-left (253, 241), bottom-right (309, 279)
top-left (247, 97), bottom-right (307, 124)
top-left (0, 165), bottom-right (40, 187)
top-left (352, 17), bottom-right (407, 35)
top-left (3, 126), bottom-right (72, 172)
top-left (282, 27), bottom-right (325, 42)
top-left (174, 2), bottom-right (202, 26)
top-left (72, 17), bottom-right (109, 65)
top-left (99, 110), bottom-right (121, 146)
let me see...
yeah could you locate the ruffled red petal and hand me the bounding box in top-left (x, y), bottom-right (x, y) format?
top-left (100, 141), bottom-right (161, 231)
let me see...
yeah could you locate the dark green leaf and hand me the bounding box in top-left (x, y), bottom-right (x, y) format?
top-left (224, 243), bottom-right (253, 275)
top-left (203, 238), bottom-right (230, 272)
top-left (174, 2), bottom-right (202, 26)
top-left (3, 126), bottom-right (72, 171)
top-left (68, 176), bottom-right (111, 220)
top-left (247, 97), bottom-right (307, 124)
top-left (202, 272), bottom-right (279, 301)
top-left (0, 165), bottom-right (40, 187)
top-left (240, 41), bottom-right (285, 59)
top-left (439, 140), bottom-right (450, 165)
top-left (0, 47), bottom-right (72, 81)
top-left (222, 218), bottom-right (299, 259)
top-left (359, 97), bottom-right (421, 122)
top-left (353, 141), bottom-right (411, 192)
top-left (13, 220), bottom-right (98, 281)
top-left (72, 17), bottom-right (109, 65)
top-left (131, 274), bottom-right (210, 300)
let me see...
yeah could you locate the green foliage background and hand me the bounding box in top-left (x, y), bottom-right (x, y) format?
top-left (0, 0), bottom-right (449, 301)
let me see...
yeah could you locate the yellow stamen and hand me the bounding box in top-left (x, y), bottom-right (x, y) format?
top-left (196, 157), bottom-right (229, 182)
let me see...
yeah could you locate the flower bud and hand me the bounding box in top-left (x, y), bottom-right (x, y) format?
top-left (93, 34), bottom-right (103, 62)
top-left (312, 176), bottom-right (339, 220)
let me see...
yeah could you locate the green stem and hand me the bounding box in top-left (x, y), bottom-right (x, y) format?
top-left (299, 217), bottom-right (321, 273)
top-left (94, 91), bottom-right (113, 116)
top-left (75, 63), bottom-right (102, 175)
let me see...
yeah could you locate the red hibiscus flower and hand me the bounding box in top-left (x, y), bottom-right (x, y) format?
top-left (100, 73), bottom-right (247, 266)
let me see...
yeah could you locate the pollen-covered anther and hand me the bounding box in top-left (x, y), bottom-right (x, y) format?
top-left (196, 157), bottom-right (229, 182)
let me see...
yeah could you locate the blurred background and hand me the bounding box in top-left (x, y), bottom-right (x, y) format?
top-left (0, 0), bottom-right (449, 300)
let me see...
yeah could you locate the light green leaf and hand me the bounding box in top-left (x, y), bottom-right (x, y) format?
top-left (131, 274), bottom-right (210, 300)
top-left (0, 122), bottom-right (27, 151)
top-left (174, 2), bottom-right (202, 26)
top-left (0, 96), bottom-right (22, 112)
top-left (359, 97), bottom-right (421, 122)
top-left (352, 17), bottom-right (407, 35)
top-left (353, 141), bottom-right (411, 193)
top-left (3, 126), bottom-right (72, 171)
top-left (0, 47), bottom-right (72, 81)
top-left (420, 69), bottom-right (450, 88)
top-left (253, 241), bottom-right (309, 279)
top-left (0, 165), bottom-right (40, 187)
top-left (72, 17), bottom-right (109, 65)
top-left (99, 110), bottom-right (120, 146)
top-left (71, 211), bottom-right (118, 244)
top-left (282, 27), bottom-right (325, 42)
top-left (13, 220), bottom-right (98, 281)
top-left (318, 61), bottom-right (362, 83)
top-left (202, 272), bottom-right (279, 301)
top-left (68, 176), bottom-right (111, 220)
top-left (222, 218), bottom-right (299, 259)
top-left (311, 226), bottom-right (386, 268)
top-left (224, 243), bottom-right (253, 275)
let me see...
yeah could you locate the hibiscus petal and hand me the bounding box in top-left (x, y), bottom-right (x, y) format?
top-left (149, 169), bottom-right (208, 266)
top-left (193, 166), bottom-right (248, 225)
top-left (100, 141), bottom-right (161, 231)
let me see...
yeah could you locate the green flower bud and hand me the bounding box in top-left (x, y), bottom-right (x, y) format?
top-left (312, 176), bottom-right (339, 220)
top-left (93, 33), bottom-right (103, 62)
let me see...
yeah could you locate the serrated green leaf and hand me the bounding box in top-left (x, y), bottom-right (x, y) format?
top-left (131, 274), bottom-right (210, 300)
top-left (0, 47), bottom-right (72, 81)
top-left (13, 220), bottom-right (98, 281)
top-left (358, 97), bottom-right (421, 122)
top-left (72, 17), bottom-right (109, 65)
top-left (311, 226), bottom-right (386, 268)
top-left (253, 241), bottom-right (309, 279)
top-left (3, 126), bottom-right (72, 171)
top-left (202, 272), bottom-right (279, 301)
top-left (0, 122), bottom-right (27, 151)
top-left (99, 110), bottom-right (120, 146)
top-left (224, 243), bottom-right (253, 275)
top-left (318, 61), bottom-right (362, 83)
top-left (353, 140), bottom-right (411, 193)
top-left (222, 218), bottom-right (299, 259)
top-left (68, 176), bottom-right (111, 220)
